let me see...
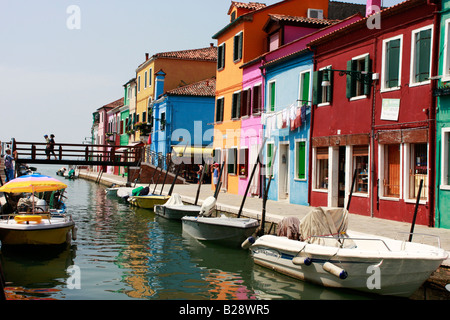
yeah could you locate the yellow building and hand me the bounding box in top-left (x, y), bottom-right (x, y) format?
top-left (134, 46), bottom-right (217, 141)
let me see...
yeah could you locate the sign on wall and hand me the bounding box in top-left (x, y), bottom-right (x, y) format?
top-left (380, 99), bottom-right (400, 121)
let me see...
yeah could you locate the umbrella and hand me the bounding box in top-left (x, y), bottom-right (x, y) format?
top-left (0, 174), bottom-right (67, 194)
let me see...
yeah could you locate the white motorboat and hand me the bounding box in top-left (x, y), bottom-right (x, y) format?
top-left (154, 193), bottom-right (202, 220)
top-left (182, 196), bottom-right (259, 247)
top-left (249, 207), bottom-right (448, 298)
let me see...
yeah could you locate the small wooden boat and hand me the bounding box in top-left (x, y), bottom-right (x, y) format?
top-left (128, 194), bottom-right (170, 209)
top-left (182, 214), bottom-right (260, 247)
top-left (154, 193), bottom-right (202, 220)
top-left (248, 207), bottom-right (449, 298)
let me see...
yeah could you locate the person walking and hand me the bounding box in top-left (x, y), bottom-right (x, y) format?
top-left (4, 148), bottom-right (15, 182)
top-left (44, 135), bottom-right (50, 160)
top-left (49, 134), bottom-right (57, 160)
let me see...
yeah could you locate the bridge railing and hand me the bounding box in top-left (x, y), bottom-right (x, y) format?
top-left (12, 140), bottom-right (144, 166)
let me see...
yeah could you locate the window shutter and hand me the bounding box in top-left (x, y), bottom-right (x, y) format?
top-left (416, 29), bottom-right (431, 82)
top-left (297, 142), bottom-right (306, 179)
top-left (387, 39), bottom-right (400, 88)
top-left (326, 69), bottom-right (333, 103)
top-left (346, 60), bottom-right (356, 99)
top-left (239, 32), bottom-right (243, 60)
top-left (301, 72), bottom-right (310, 103)
top-left (364, 55), bottom-right (372, 96)
top-left (312, 71), bottom-right (322, 105)
top-left (270, 82), bottom-right (276, 111)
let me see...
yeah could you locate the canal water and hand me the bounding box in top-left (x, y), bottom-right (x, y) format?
top-left (1, 165), bottom-right (384, 301)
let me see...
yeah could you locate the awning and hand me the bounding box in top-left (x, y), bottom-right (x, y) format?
top-left (172, 146), bottom-right (213, 158)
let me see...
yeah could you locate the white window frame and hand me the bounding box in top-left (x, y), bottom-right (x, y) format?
top-left (298, 69), bottom-right (312, 106)
top-left (318, 65), bottom-right (331, 107)
top-left (409, 25), bottom-right (433, 87)
top-left (294, 139), bottom-right (307, 181)
top-left (312, 146), bottom-right (329, 193)
top-left (348, 145), bottom-right (370, 198)
top-left (349, 53), bottom-right (370, 101)
top-left (441, 128), bottom-right (450, 190)
top-left (381, 34), bottom-right (403, 93)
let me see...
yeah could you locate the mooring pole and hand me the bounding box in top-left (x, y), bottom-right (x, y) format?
top-left (409, 179), bottom-right (423, 242)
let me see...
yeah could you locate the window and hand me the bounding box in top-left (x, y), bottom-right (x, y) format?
top-left (137, 76), bottom-right (141, 93)
top-left (407, 143), bottom-right (428, 200)
top-left (228, 148), bottom-right (237, 174)
top-left (352, 145), bottom-right (369, 193)
top-left (441, 128), bottom-right (450, 188)
top-left (144, 71), bottom-right (147, 88)
top-left (217, 43), bottom-right (226, 70)
top-left (238, 147), bottom-right (249, 176)
top-left (252, 84), bottom-right (262, 114)
top-left (313, 66), bottom-right (332, 106)
top-left (295, 140), bottom-right (307, 180)
top-left (266, 143), bottom-right (275, 176)
top-left (346, 54), bottom-right (372, 99)
top-left (233, 32), bottom-right (243, 62)
top-left (142, 111), bottom-right (147, 123)
top-left (269, 32), bottom-right (280, 51)
top-left (148, 68), bottom-right (152, 87)
top-left (315, 147), bottom-right (328, 189)
top-left (410, 26), bottom-right (432, 85)
top-left (382, 144), bottom-right (401, 198)
top-left (215, 97), bottom-right (224, 122)
top-left (160, 112), bottom-right (165, 131)
top-left (241, 88), bottom-right (251, 117)
top-left (442, 19), bottom-right (450, 81)
top-left (213, 149), bottom-right (222, 165)
top-left (268, 81), bottom-right (276, 112)
top-left (299, 71), bottom-right (311, 105)
top-left (231, 92), bottom-right (241, 119)
top-left (382, 35), bottom-right (402, 91)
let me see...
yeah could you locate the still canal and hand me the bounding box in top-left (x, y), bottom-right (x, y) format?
top-left (1, 165), bottom-right (387, 301)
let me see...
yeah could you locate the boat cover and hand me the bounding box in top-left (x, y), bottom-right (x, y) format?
top-left (163, 193), bottom-right (184, 206)
top-left (278, 207), bottom-right (352, 247)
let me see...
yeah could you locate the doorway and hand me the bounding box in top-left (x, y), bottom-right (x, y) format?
top-left (338, 146), bottom-right (346, 207)
top-left (279, 143), bottom-right (289, 200)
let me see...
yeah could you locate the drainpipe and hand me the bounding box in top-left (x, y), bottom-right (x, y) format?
top-left (428, 0), bottom-right (440, 227)
top-left (370, 37), bottom-right (378, 218)
top-left (308, 48), bottom-right (316, 207)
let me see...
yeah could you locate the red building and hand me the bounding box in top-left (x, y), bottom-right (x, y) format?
top-left (308, 0), bottom-right (438, 226)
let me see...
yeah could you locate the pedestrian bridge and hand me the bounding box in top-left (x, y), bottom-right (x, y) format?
top-left (9, 139), bottom-right (144, 167)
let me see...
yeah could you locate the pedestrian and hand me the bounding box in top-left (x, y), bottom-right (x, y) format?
top-left (212, 162), bottom-right (219, 191)
top-left (4, 148), bottom-right (15, 182)
top-left (196, 164), bottom-right (203, 184)
top-left (49, 134), bottom-right (57, 160)
top-left (44, 135), bottom-right (50, 160)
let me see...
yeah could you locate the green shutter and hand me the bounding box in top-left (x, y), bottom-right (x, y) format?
top-left (301, 72), bottom-right (310, 103)
top-left (415, 29), bottom-right (431, 83)
top-left (326, 69), bottom-right (333, 103)
top-left (312, 71), bottom-right (322, 105)
top-left (346, 60), bottom-right (356, 99)
top-left (386, 39), bottom-right (400, 88)
top-left (297, 142), bottom-right (306, 179)
top-left (364, 55), bottom-right (372, 96)
top-left (239, 32), bottom-right (243, 60)
top-left (270, 82), bottom-right (276, 111)
top-left (267, 144), bottom-right (273, 173)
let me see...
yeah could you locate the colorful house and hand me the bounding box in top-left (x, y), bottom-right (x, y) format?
top-left (150, 76), bottom-right (216, 181)
top-left (256, 14), bottom-right (362, 205)
top-left (212, 0), bottom-right (329, 195)
top-left (435, 0), bottom-right (450, 228)
top-left (308, 0), bottom-right (437, 226)
top-left (134, 46), bottom-right (217, 145)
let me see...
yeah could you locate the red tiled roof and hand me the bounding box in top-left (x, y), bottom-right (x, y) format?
top-left (166, 77), bottom-right (216, 97)
top-left (230, 1), bottom-right (267, 12)
top-left (153, 46), bottom-right (217, 62)
top-left (98, 97), bottom-right (123, 110)
top-left (267, 14), bottom-right (340, 26)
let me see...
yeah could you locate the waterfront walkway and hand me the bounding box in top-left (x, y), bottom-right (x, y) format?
top-left (78, 170), bottom-right (450, 267)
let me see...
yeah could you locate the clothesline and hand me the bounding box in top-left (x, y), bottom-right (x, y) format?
top-left (261, 103), bottom-right (309, 137)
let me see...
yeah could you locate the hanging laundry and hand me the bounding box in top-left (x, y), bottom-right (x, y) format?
top-left (294, 107), bottom-right (301, 129)
top-left (289, 105), bottom-right (297, 131)
top-left (276, 111), bottom-right (283, 129)
top-left (301, 104), bottom-right (307, 124)
top-left (282, 108), bottom-right (288, 129)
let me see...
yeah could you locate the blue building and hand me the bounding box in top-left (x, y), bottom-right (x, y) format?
top-left (261, 51), bottom-right (312, 205)
top-left (150, 72), bottom-right (215, 177)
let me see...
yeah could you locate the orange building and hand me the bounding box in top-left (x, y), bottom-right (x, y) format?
top-left (212, 0), bottom-right (329, 194)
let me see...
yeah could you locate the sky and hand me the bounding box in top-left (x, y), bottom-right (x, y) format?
top-left (0, 0), bottom-right (403, 145)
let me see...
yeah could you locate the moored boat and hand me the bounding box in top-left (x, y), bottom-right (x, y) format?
top-left (248, 207), bottom-right (448, 298)
top-left (154, 193), bottom-right (201, 220)
top-left (128, 194), bottom-right (170, 209)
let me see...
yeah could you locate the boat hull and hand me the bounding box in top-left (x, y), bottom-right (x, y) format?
top-left (129, 195), bottom-right (170, 209)
top-left (0, 218), bottom-right (75, 246)
top-left (250, 233), bottom-right (448, 297)
top-left (154, 204), bottom-right (201, 220)
top-left (182, 216), bottom-right (259, 247)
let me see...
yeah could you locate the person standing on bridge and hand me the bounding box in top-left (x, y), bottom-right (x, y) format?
top-left (44, 135), bottom-right (50, 160)
top-left (49, 134), bottom-right (57, 160)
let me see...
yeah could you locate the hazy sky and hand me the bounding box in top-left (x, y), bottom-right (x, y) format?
top-left (0, 0), bottom-right (402, 145)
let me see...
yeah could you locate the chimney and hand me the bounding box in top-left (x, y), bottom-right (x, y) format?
top-left (145, 53), bottom-right (149, 60)
top-left (155, 70), bottom-right (166, 99)
top-left (366, 0), bottom-right (381, 17)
